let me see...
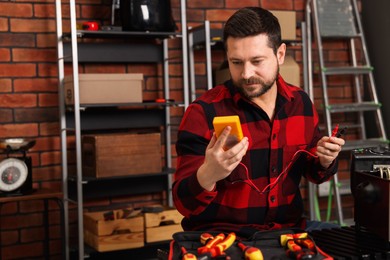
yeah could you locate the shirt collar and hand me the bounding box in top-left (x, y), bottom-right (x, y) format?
top-left (276, 74), bottom-right (295, 101)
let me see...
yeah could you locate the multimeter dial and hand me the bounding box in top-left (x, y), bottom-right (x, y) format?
top-left (0, 158), bottom-right (28, 192)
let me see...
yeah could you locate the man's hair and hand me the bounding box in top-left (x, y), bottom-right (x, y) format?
top-left (223, 7), bottom-right (282, 54)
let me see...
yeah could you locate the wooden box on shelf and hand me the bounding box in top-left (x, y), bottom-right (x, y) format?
top-left (82, 132), bottom-right (162, 178)
top-left (64, 73), bottom-right (143, 105)
top-left (144, 208), bottom-right (183, 243)
top-left (83, 209), bottom-right (144, 252)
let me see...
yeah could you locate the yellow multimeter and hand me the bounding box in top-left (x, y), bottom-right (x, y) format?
top-left (213, 115), bottom-right (244, 149)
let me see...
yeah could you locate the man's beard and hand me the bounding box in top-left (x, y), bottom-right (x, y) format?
top-left (234, 66), bottom-right (279, 99)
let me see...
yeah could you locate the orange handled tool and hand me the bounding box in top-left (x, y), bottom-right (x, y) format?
top-left (281, 233), bottom-right (317, 260)
top-left (200, 233), bottom-right (214, 244)
top-left (198, 233), bottom-right (225, 255)
top-left (296, 238), bottom-right (316, 251)
top-left (209, 232), bottom-right (236, 257)
top-left (237, 242), bottom-right (264, 260)
top-left (280, 232), bottom-right (308, 247)
top-left (181, 246), bottom-right (197, 260)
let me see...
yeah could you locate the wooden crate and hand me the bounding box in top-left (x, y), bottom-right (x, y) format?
top-left (84, 209), bottom-right (144, 252)
top-left (82, 132), bottom-right (162, 178)
top-left (144, 208), bottom-right (183, 243)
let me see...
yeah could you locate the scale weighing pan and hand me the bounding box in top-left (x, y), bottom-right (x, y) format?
top-left (0, 138), bottom-right (36, 152)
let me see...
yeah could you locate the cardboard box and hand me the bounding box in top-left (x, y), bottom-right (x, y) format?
top-left (84, 209), bottom-right (144, 252)
top-left (270, 10), bottom-right (296, 40)
top-left (82, 132), bottom-right (162, 178)
top-left (280, 55), bottom-right (300, 87)
top-left (144, 208), bottom-right (183, 243)
top-left (64, 73), bottom-right (143, 105)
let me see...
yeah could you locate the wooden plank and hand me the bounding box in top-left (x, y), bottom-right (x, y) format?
top-left (145, 224), bottom-right (183, 243)
top-left (84, 210), bottom-right (144, 236)
top-left (145, 209), bottom-right (183, 228)
top-left (84, 229), bottom-right (144, 252)
top-left (82, 132), bottom-right (162, 178)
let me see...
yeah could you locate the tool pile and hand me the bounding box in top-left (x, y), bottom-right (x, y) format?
top-left (180, 232), bottom-right (263, 260)
top-left (280, 232), bottom-right (333, 260)
top-left (169, 230), bottom-right (333, 260)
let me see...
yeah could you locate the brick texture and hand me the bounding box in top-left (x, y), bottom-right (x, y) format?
top-left (14, 108), bottom-right (59, 122)
top-left (0, 64), bottom-right (36, 77)
top-left (14, 78), bottom-right (58, 92)
top-left (0, 33), bottom-right (35, 47)
top-left (0, 0), bottom-right (359, 258)
top-left (226, 0), bottom-right (260, 8)
top-left (11, 18), bottom-right (56, 33)
top-left (0, 3), bottom-right (33, 17)
top-left (0, 79), bottom-right (12, 92)
top-left (0, 48), bottom-right (10, 61)
top-left (12, 48), bottom-right (57, 62)
top-left (0, 18), bottom-right (8, 31)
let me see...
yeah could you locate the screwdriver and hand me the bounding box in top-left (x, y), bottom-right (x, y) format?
top-left (181, 246), bottom-right (197, 260)
top-left (237, 242), bottom-right (263, 260)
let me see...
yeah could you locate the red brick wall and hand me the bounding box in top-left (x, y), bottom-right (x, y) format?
top-left (0, 0), bottom-right (357, 258)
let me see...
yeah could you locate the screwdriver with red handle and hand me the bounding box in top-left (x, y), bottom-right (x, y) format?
top-left (181, 246), bottom-right (197, 260)
top-left (237, 242), bottom-right (263, 260)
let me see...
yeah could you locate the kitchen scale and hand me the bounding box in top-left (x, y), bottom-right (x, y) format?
top-left (0, 138), bottom-right (35, 197)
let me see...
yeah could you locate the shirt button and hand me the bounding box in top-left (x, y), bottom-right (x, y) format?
top-left (271, 166), bottom-right (276, 173)
top-left (270, 196), bottom-right (276, 202)
top-left (272, 134), bottom-right (276, 140)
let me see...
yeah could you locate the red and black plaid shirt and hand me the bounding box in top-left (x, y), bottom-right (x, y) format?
top-left (173, 75), bottom-right (337, 236)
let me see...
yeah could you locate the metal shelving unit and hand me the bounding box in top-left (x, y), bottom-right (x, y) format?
top-left (54, 1), bottom-right (188, 259)
top-left (188, 20), bottom-right (224, 101)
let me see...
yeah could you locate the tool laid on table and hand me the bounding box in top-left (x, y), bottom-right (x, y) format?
top-left (197, 232), bottom-right (236, 258)
top-left (82, 21), bottom-right (99, 31)
top-left (280, 233), bottom-right (316, 260)
top-left (181, 246), bottom-right (197, 260)
top-left (237, 242), bottom-right (263, 260)
top-left (198, 233), bottom-right (225, 254)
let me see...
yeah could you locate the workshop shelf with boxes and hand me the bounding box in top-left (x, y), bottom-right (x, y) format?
top-left (83, 207), bottom-right (183, 252)
top-left (82, 132), bottom-right (162, 178)
top-left (64, 73), bottom-right (143, 105)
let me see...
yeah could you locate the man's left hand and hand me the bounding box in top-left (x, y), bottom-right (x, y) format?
top-left (316, 136), bottom-right (345, 169)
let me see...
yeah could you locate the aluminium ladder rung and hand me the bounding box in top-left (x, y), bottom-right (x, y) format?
top-left (326, 102), bottom-right (381, 113)
top-left (321, 33), bottom-right (362, 39)
top-left (342, 139), bottom-right (389, 151)
top-left (58, 54), bottom-right (73, 61)
top-left (322, 66), bottom-right (373, 75)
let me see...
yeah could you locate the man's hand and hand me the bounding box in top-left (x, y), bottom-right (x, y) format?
top-left (197, 126), bottom-right (249, 191)
top-left (316, 135), bottom-right (345, 169)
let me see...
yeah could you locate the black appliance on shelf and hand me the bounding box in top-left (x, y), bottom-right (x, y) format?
top-left (120, 0), bottom-right (176, 32)
top-left (350, 146), bottom-right (390, 241)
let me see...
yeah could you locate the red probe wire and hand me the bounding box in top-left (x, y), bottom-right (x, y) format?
top-left (233, 124), bottom-right (343, 194)
top-left (238, 149), bottom-right (318, 194)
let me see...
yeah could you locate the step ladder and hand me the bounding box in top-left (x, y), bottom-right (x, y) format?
top-left (305, 0), bottom-right (388, 224)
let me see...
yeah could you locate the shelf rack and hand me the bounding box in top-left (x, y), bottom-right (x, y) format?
top-left (54, 1), bottom-right (189, 259)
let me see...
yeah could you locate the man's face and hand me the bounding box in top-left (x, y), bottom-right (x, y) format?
top-left (226, 34), bottom-right (285, 99)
